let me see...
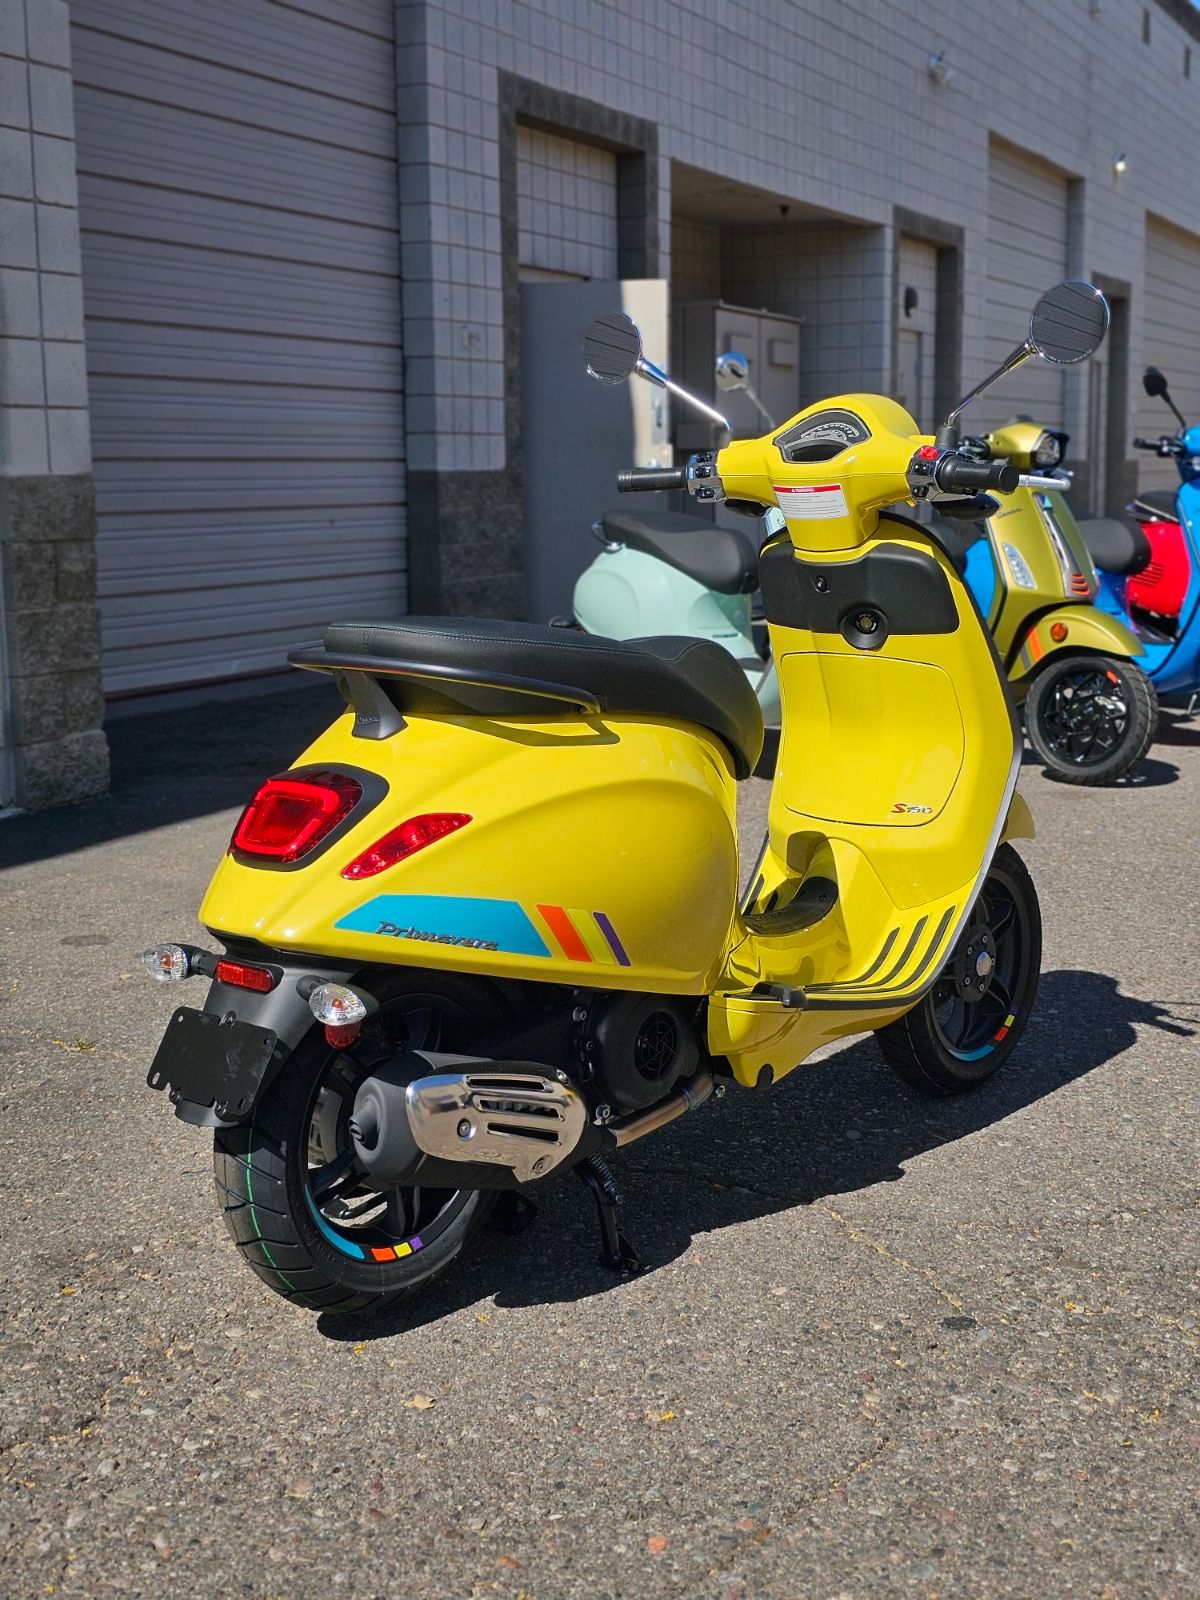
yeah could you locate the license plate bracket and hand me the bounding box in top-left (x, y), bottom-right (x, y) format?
top-left (147, 1006), bottom-right (281, 1122)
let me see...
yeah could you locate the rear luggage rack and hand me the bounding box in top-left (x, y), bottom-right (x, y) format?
top-left (289, 645), bottom-right (602, 740)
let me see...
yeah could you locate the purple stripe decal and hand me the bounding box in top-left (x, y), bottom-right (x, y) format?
top-left (410, 1235), bottom-right (424, 1250)
top-left (593, 911), bottom-right (630, 967)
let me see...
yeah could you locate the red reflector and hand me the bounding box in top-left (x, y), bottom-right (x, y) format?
top-left (341, 813), bottom-right (472, 879)
top-left (215, 959), bottom-right (276, 993)
top-left (232, 771), bottom-right (362, 863)
top-left (917, 445), bottom-right (940, 461)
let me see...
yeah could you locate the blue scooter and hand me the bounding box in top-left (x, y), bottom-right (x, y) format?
top-left (1085, 366), bottom-right (1200, 709)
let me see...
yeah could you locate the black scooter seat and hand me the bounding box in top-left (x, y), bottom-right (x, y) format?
top-left (1076, 516), bottom-right (1153, 577)
top-left (316, 617), bottom-right (765, 779)
top-left (600, 508), bottom-right (760, 595)
top-left (1130, 488), bottom-right (1179, 523)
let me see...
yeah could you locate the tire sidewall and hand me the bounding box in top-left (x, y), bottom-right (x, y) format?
top-left (1026, 652), bottom-right (1155, 783)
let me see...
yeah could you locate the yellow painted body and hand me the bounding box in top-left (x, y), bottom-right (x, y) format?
top-left (202, 393), bottom-right (1032, 1091)
top-left (972, 421), bottom-right (1144, 694)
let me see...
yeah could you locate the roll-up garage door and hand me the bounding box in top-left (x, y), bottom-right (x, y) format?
top-left (1135, 217), bottom-right (1200, 497)
top-left (70, 0), bottom-right (405, 695)
top-left (983, 141), bottom-right (1068, 431)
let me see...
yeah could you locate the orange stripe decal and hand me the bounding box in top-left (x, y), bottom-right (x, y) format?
top-left (537, 904), bottom-right (591, 962)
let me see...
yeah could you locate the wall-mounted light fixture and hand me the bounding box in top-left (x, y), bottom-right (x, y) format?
top-left (903, 287), bottom-right (919, 318)
top-left (927, 51), bottom-right (954, 85)
top-left (1112, 153), bottom-right (1128, 176)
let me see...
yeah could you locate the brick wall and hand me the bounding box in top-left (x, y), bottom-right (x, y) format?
top-left (0, 0), bottom-right (107, 809)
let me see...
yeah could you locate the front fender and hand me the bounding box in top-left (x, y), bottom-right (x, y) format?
top-left (1001, 792), bottom-right (1035, 842)
top-left (1010, 605), bottom-right (1145, 682)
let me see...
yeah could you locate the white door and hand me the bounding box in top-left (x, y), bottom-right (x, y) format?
top-left (983, 142), bottom-right (1069, 431)
top-left (1135, 217), bottom-right (1200, 497)
top-left (70, 0), bottom-right (407, 695)
top-left (897, 237), bottom-right (938, 430)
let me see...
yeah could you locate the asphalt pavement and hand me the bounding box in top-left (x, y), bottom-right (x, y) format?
top-left (1, 679), bottom-right (1198, 1600)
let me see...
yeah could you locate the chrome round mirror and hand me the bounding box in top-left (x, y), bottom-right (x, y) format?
top-left (583, 310), bottom-right (642, 385)
top-left (714, 351), bottom-right (751, 393)
top-left (1028, 281), bottom-right (1109, 365)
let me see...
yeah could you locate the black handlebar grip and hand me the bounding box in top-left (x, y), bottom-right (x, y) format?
top-left (1132, 436), bottom-right (1173, 451)
top-left (616, 466), bottom-right (689, 493)
top-left (935, 456), bottom-right (1019, 494)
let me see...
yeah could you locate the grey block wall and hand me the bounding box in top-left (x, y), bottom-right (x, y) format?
top-left (0, 0), bottom-right (107, 810)
top-left (397, 0), bottom-right (1200, 611)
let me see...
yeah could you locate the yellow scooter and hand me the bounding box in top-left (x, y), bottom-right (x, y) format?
top-left (140, 283), bottom-right (1106, 1316)
top-left (946, 420), bottom-right (1156, 784)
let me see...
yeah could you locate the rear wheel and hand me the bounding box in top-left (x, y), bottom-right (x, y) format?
top-left (1025, 652), bottom-right (1157, 784)
top-left (213, 974), bottom-right (503, 1315)
top-left (876, 844), bottom-right (1041, 1095)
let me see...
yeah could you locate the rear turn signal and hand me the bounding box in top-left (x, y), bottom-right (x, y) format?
top-left (232, 771), bottom-right (362, 863)
top-left (341, 813), bottom-right (472, 879)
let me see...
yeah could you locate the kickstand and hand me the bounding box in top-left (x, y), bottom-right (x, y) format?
top-left (576, 1155), bottom-right (644, 1277)
top-left (488, 1189), bottom-right (539, 1236)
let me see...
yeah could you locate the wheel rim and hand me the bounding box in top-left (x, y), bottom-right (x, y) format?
top-left (1038, 663), bottom-right (1131, 767)
top-left (300, 994), bottom-right (475, 1264)
top-left (928, 867), bottom-right (1029, 1062)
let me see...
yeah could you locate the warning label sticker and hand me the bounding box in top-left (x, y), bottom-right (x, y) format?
top-left (773, 483), bottom-right (849, 521)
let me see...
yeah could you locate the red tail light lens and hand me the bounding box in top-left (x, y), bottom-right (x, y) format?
top-left (340, 813), bottom-right (472, 879)
top-left (215, 959), bottom-right (277, 993)
top-left (232, 771), bottom-right (362, 863)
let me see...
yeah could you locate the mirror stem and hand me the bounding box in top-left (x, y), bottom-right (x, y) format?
top-left (636, 356), bottom-right (731, 432)
top-left (940, 341), bottom-right (1034, 438)
top-left (1162, 389), bottom-right (1189, 431)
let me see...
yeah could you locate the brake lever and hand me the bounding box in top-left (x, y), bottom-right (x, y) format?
top-left (1017, 474), bottom-right (1065, 490)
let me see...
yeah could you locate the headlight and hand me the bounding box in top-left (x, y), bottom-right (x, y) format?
top-left (1032, 431), bottom-right (1065, 468)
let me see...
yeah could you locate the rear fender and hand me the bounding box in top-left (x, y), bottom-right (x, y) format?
top-left (155, 951), bottom-right (357, 1129)
top-left (1010, 605), bottom-right (1145, 682)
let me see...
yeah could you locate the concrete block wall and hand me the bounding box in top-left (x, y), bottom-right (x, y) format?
top-left (721, 223), bottom-right (891, 406)
top-left (397, 0), bottom-right (1200, 616)
top-left (516, 124), bottom-right (618, 280)
top-left (0, 0), bottom-right (107, 809)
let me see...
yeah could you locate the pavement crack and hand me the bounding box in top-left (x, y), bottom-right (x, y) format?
top-left (815, 1200), bottom-right (968, 1314)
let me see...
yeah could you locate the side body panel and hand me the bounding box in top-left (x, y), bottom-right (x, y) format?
top-left (709, 513), bottom-right (1021, 1088)
top-left (202, 712), bottom-right (740, 995)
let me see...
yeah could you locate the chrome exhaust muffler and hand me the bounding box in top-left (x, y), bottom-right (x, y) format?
top-left (349, 1054), bottom-right (715, 1189)
top-left (350, 1052), bottom-right (588, 1186)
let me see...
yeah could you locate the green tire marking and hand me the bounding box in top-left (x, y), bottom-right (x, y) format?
top-left (242, 1108), bottom-right (301, 1295)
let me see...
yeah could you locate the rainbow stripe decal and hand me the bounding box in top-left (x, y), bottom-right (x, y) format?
top-left (536, 905), bottom-right (631, 967)
top-left (337, 894), bottom-right (629, 966)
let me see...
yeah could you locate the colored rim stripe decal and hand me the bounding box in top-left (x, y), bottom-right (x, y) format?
top-left (304, 1186), bottom-right (367, 1260)
top-left (537, 904), bottom-right (591, 963)
top-left (993, 1010), bottom-right (1017, 1043)
top-left (594, 911), bottom-right (631, 967)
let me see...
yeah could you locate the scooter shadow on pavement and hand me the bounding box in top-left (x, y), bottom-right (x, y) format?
top-left (1153, 709), bottom-right (1200, 748)
top-left (1020, 744), bottom-right (1181, 788)
top-left (317, 969), bottom-right (1195, 1342)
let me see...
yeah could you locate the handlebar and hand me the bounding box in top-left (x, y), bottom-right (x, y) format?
top-left (1133, 434), bottom-right (1183, 455)
top-left (616, 466), bottom-right (689, 493)
top-left (935, 456), bottom-right (1019, 494)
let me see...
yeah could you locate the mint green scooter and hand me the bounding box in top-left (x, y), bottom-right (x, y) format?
top-left (570, 346), bottom-right (783, 727)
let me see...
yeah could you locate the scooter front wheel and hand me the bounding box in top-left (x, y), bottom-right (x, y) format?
top-left (212, 976), bottom-right (502, 1315)
top-left (1024, 653), bottom-right (1157, 784)
top-left (876, 844), bottom-right (1041, 1095)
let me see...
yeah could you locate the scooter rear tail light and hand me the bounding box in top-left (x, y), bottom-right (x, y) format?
top-left (215, 959), bottom-right (277, 993)
top-left (232, 771), bottom-right (362, 863)
top-left (341, 813), bottom-right (472, 879)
